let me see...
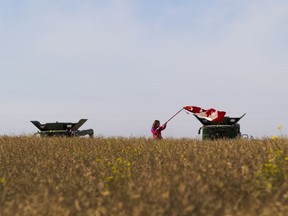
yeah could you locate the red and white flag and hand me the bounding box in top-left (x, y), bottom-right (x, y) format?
top-left (183, 106), bottom-right (226, 122)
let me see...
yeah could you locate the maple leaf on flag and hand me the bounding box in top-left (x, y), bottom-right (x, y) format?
top-left (183, 106), bottom-right (226, 122)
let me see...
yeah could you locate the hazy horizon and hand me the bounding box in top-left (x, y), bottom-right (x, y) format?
top-left (1, 0), bottom-right (288, 138)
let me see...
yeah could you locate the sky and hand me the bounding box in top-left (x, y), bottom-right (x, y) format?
top-left (1, 0), bottom-right (288, 138)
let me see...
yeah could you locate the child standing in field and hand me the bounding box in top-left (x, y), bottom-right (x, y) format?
top-left (151, 120), bottom-right (167, 140)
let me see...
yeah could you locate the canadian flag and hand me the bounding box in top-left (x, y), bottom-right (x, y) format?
top-left (183, 106), bottom-right (226, 122)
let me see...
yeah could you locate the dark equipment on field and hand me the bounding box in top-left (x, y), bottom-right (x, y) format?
top-left (31, 119), bottom-right (94, 137)
top-left (195, 114), bottom-right (246, 140)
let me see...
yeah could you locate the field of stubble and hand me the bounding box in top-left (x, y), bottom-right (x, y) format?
top-left (1, 136), bottom-right (288, 216)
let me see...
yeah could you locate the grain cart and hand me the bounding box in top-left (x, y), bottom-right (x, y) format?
top-left (31, 119), bottom-right (94, 137)
top-left (195, 114), bottom-right (246, 140)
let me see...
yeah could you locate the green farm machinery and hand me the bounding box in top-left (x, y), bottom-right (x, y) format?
top-left (31, 119), bottom-right (94, 137)
top-left (195, 114), bottom-right (246, 140)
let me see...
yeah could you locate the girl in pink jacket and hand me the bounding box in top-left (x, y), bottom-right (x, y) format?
top-left (151, 120), bottom-right (167, 140)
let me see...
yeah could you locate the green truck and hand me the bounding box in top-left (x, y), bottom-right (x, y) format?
top-left (195, 114), bottom-right (246, 140)
top-left (31, 119), bottom-right (94, 137)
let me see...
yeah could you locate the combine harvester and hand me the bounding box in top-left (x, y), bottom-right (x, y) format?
top-left (31, 119), bottom-right (94, 137)
top-left (194, 114), bottom-right (246, 140)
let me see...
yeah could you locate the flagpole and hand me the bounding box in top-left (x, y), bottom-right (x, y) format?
top-left (163, 108), bottom-right (184, 125)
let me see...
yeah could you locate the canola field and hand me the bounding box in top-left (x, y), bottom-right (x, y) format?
top-left (1, 136), bottom-right (288, 216)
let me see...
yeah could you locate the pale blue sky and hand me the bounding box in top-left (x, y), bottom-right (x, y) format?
top-left (1, 0), bottom-right (288, 138)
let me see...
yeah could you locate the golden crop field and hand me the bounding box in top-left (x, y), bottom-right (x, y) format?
top-left (1, 136), bottom-right (288, 216)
